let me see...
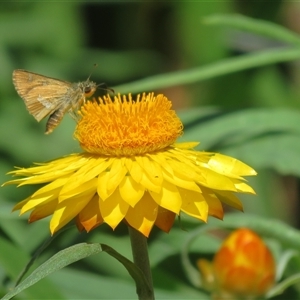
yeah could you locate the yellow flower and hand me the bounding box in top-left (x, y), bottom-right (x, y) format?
top-left (197, 228), bottom-right (276, 299)
top-left (3, 93), bottom-right (257, 237)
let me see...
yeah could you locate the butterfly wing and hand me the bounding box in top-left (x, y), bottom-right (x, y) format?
top-left (12, 69), bottom-right (72, 122)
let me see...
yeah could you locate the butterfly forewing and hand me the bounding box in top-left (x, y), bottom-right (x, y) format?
top-left (13, 70), bottom-right (73, 121)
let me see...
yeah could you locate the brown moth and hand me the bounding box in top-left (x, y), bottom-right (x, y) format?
top-left (12, 69), bottom-right (97, 134)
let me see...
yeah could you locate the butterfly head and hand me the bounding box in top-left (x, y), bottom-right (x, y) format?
top-left (82, 80), bottom-right (97, 98)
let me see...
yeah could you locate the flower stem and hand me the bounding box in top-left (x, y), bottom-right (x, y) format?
top-left (128, 226), bottom-right (155, 300)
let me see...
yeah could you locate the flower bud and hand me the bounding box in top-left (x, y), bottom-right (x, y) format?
top-left (212, 228), bottom-right (276, 298)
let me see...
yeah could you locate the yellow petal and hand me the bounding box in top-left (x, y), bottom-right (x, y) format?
top-left (136, 156), bottom-right (163, 180)
top-left (208, 153), bottom-right (257, 177)
top-left (29, 199), bottom-right (58, 222)
top-left (50, 190), bottom-right (95, 234)
top-left (169, 148), bottom-right (211, 166)
top-left (99, 189), bottom-right (129, 229)
top-left (201, 192), bottom-right (224, 219)
top-left (97, 171), bottom-right (111, 200)
top-left (107, 161), bottom-right (127, 193)
top-left (196, 168), bottom-right (237, 191)
top-left (7, 154), bottom-right (83, 176)
top-left (124, 158), bottom-right (133, 173)
top-left (214, 190), bottom-right (243, 211)
top-left (128, 160), bottom-right (143, 183)
top-left (31, 176), bottom-right (69, 197)
top-left (59, 178), bottom-right (97, 202)
top-left (77, 194), bottom-right (103, 232)
top-left (178, 187), bottom-right (208, 221)
top-left (2, 177), bottom-right (32, 186)
top-left (161, 168), bottom-right (201, 193)
top-left (167, 160), bottom-right (202, 182)
top-left (66, 156), bottom-right (111, 185)
top-left (149, 180), bottom-right (182, 214)
top-left (13, 197), bottom-right (30, 211)
top-left (119, 175), bottom-right (145, 207)
top-left (125, 193), bottom-right (158, 237)
top-left (173, 142), bottom-right (200, 149)
top-left (17, 171), bottom-right (71, 186)
top-left (97, 164), bottom-right (127, 200)
top-left (149, 153), bottom-right (174, 175)
top-left (135, 156), bottom-right (163, 187)
top-left (154, 207), bottom-right (175, 233)
top-left (140, 171), bottom-right (161, 193)
top-left (21, 188), bottom-right (60, 214)
top-left (81, 158), bottom-right (112, 182)
top-left (234, 181), bottom-right (256, 194)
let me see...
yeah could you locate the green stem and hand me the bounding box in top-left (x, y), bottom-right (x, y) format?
top-left (113, 48), bottom-right (300, 94)
top-left (128, 226), bottom-right (155, 300)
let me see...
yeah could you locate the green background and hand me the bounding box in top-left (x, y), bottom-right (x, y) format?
top-left (1, 1), bottom-right (300, 299)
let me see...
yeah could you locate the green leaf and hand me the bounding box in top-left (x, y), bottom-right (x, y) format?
top-left (51, 267), bottom-right (208, 300)
top-left (50, 268), bottom-right (137, 299)
top-left (1, 243), bottom-right (150, 300)
top-left (266, 273), bottom-right (300, 298)
top-left (113, 48), bottom-right (300, 94)
top-left (276, 250), bottom-right (299, 282)
top-left (100, 244), bottom-right (151, 296)
top-left (0, 235), bottom-right (64, 300)
top-left (113, 15), bottom-right (300, 95)
top-left (204, 14), bottom-right (300, 47)
top-left (14, 225), bottom-right (72, 286)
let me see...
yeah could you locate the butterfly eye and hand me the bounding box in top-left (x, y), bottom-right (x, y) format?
top-left (84, 86), bottom-right (92, 94)
top-left (84, 85), bottom-right (96, 98)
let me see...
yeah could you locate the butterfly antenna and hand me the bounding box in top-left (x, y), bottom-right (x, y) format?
top-left (86, 63), bottom-right (98, 82)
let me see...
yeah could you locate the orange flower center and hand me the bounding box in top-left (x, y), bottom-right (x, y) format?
top-left (74, 93), bottom-right (183, 156)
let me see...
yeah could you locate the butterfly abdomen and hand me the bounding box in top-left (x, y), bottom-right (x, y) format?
top-left (45, 107), bottom-right (68, 134)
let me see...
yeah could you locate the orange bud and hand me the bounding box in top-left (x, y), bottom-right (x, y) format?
top-left (212, 228), bottom-right (276, 298)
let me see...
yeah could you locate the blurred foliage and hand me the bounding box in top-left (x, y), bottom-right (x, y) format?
top-left (2, 1), bottom-right (300, 299)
